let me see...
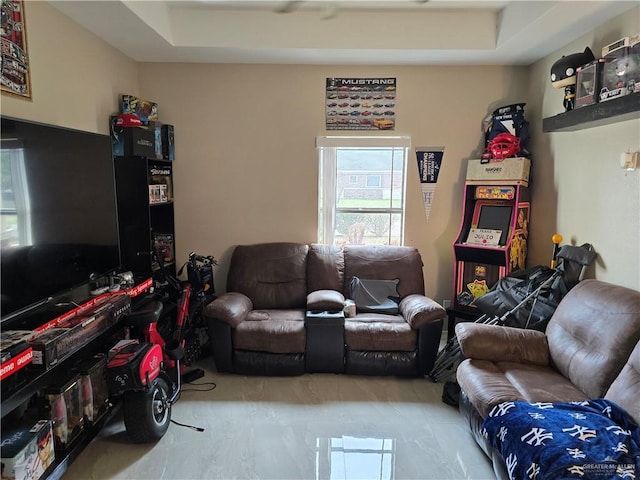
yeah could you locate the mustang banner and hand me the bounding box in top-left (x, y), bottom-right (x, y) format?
top-left (415, 147), bottom-right (444, 224)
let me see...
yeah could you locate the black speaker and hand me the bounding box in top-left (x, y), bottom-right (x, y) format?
top-left (161, 124), bottom-right (175, 161)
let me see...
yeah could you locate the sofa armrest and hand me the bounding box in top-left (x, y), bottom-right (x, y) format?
top-left (307, 289), bottom-right (345, 312)
top-left (204, 292), bottom-right (253, 328)
top-left (455, 323), bottom-right (550, 366)
top-left (400, 294), bottom-right (446, 329)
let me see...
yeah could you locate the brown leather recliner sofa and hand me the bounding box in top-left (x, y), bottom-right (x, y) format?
top-left (455, 279), bottom-right (640, 479)
top-left (204, 242), bottom-right (446, 376)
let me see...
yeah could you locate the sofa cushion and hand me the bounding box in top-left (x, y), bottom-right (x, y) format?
top-left (457, 359), bottom-right (588, 418)
top-left (343, 245), bottom-right (424, 299)
top-left (233, 309), bottom-right (306, 353)
top-left (307, 244), bottom-right (344, 292)
top-left (546, 279), bottom-right (640, 398)
top-left (227, 243), bottom-right (309, 310)
top-left (345, 315), bottom-right (416, 351)
top-left (606, 340), bottom-right (640, 424)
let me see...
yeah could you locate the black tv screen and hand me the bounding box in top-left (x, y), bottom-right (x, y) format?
top-left (477, 204), bottom-right (513, 246)
top-left (1, 116), bottom-right (120, 319)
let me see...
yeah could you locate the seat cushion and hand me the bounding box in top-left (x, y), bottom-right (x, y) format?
top-left (457, 358), bottom-right (588, 419)
top-left (233, 309), bottom-right (306, 353)
top-left (344, 314), bottom-right (416, 351)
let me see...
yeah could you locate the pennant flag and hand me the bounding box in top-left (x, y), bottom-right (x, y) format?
top-left (415, 147), bottom-right (444, 223)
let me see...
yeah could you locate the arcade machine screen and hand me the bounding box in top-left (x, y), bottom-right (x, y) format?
top-left (476, 204), bottom-right (513, 246)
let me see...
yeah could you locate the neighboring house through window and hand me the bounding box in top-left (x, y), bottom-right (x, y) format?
top-left (316, 136), bottom-right (410, 246)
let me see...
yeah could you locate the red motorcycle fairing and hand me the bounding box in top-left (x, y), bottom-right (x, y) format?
top-left (138, 343), bottom-right (163, 385)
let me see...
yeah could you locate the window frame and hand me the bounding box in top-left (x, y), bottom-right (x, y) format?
top-left (316, 136), bottom-right (411, 246)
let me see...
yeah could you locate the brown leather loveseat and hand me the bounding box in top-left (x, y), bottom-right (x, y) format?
top-left (455, 279), bottom-right (640, 479)
top-left (204, 242), bottom-right (446, 376)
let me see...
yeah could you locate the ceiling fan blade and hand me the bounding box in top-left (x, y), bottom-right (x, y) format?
top-left (276, 1), bottom-right (303, 13)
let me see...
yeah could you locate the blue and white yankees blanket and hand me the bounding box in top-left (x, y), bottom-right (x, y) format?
top-left (482, 399), bottom-right (640, 479)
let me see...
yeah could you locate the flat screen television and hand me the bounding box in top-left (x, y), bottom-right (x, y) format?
top-left (1, 116), bottom-right (121, 320)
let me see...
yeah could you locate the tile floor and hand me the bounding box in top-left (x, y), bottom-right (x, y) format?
top-left (63, 361), bottom-right (497, 480)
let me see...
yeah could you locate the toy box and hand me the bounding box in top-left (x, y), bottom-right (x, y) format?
top-left (1, 420), bottom-right (55, 480)
top-left (121, 94), bottom-right (158, 124)
top-left (600, 36), bottom-right (631, 102)
top-left (1, 331), bottom-right (33, 365)
top-left (148, 164), bottom-right (173, 203)
top-left (43, 375), bottom-right (84, 452)
top-left (576, 59), bottom-right (605, 108)
top-left (111, 115), bottom-right (156, 158)
top-left (466, 157), bottom-right (530, 186)
top-left (28, 296), bottom-right (130, 370)
top-left (627, 32), bottom-right (640, 93)
top-left (72, 354), bottom-right (110, 425)
top-left (161, 124), bottom-right (175, 161)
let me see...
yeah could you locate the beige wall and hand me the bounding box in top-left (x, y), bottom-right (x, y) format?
top-left (3, 2), bottom-right (637, 300)
top-left (526, 6), bottom-right (640, 290)
top-left (138, 63), bottom-right (529, 299)
top-left (0, 1), bottom-right (138, 134)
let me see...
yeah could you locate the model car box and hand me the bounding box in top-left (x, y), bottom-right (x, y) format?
top-left (466, 157), bottom-right (530, 185)
top-left (1, 419), bottom-right (55, 480)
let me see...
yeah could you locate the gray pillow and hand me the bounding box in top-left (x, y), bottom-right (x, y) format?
top-left (349, 276), bottom-right (400, 314)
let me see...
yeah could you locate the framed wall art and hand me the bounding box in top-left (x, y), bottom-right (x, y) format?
top-left (1, 0), bottom-right (31, 99)
top-left (325, 77), bottom-right (396, 131)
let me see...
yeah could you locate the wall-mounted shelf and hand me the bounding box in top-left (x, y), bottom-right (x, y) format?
top-left (543, 94), bottom-right (640, 132)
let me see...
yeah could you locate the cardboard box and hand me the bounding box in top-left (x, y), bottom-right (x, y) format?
top-left (1, 420), bottom-right (55, 480)
top-left (161, 124), bottom-right (175, 161)
top-left (466, 157), bottom-right (530, 185)
top-left (28, 295), bottom-right (130, 370)
top-left (27, 328), bottom-right (70, 370)
top-left (112, 125), bottom-right (156, 158)
top-left (121, 94), bottom-right (158, 124)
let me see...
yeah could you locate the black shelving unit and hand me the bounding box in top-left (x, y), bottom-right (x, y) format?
top-left (0, 292), bottom-right (128, 480)
top-left (115, 157), bottom-right (176, 279)
top-left (543, 93), bottom-right (640, 132)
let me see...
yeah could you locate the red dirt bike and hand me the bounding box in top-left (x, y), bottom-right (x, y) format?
top-left (106, 253), bottom-right (216, 443)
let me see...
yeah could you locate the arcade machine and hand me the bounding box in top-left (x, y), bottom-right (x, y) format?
top-left (452, 157), bottom-right (531, 323)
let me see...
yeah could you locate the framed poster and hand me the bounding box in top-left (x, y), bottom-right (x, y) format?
top-left (326, 77), bottom-right (396, 131)
top-left (1, 0), bottom-right (31, 99)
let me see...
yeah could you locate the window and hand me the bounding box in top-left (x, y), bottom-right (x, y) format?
top-left (366, 175), bottom-right (381, 187)
top-left (317, 136), bottom-right (410, 246)
top-left (1, 142), bottom-right (31, 248)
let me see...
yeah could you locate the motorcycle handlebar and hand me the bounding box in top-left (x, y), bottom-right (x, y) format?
top-left (188, 252), bottom-right (217, 265)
